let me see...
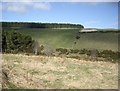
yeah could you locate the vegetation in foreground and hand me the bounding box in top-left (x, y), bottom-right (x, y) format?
top-left (2, 54), bottom-right (118, 89)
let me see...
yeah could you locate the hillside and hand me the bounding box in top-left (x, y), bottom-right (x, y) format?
top-left (2, 23), bottom-right (119, 89)
top-left (3, 28), bottom-right (119, 52)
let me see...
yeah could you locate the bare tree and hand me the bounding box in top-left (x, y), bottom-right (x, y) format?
top-left (33, 41), bottom-right (40, 55)
top-left (72, 32), bottom-right (81, 49)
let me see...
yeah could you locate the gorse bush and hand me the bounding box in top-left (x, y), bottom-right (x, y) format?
top-left (2, 30), bottom-right (35, 53)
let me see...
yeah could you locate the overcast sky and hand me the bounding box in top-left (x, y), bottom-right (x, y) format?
top-left (1, 2), bottom-right (118, 29)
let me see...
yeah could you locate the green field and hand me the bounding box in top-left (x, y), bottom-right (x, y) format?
top-left (4, 28), bottom-right (119, 52)
top-left (2, 28), bottom-right (119, 89)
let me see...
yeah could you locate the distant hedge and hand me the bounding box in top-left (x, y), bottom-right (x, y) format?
top-left (2, 30), bottom-right (35, 53)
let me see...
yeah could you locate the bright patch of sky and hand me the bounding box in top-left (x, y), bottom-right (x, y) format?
top-left (1, 2), bottom-right (118, 29)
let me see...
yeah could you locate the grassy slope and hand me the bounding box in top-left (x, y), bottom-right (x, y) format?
top-left (11, 28), bottom-right (119, 52)
top-left (2, 28), bottom-right (118, 89)
top-left (2, 54), bottom-right (118, 89)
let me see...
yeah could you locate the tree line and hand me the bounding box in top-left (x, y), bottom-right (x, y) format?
top-left (2, 22), bottom-right (84, 29)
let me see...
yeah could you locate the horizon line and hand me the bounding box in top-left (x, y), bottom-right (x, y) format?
top-left (1, 21), bottom-right (118, 29)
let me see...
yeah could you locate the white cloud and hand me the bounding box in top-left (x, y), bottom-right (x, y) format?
top-left (5, 3), bottom-right (27, 13)
top-left (88, 2), bottom-right (99, 6)
top-left (1, 2), bottom-right (51, 13)
top-left (33, 3), bottom-right (51, 10)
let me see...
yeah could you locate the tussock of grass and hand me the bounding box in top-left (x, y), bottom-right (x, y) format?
top-left (2, 54), bottom-right (118, 89)
top-left (7, 82), bottom-right (20, 89)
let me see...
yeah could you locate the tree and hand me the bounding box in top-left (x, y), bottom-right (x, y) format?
top-left (33, 40), bottom-right (40, 55)
top-left (2, 30), bottom-right (34, 53)
top-left (2, 22), bottom-right (84, 29)
top-left (2, 31), bottom-right (7, 52)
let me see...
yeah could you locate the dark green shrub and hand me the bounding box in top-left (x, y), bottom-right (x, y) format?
top-left (2, 30), bottom-right (34, 54)
top-left (70, 49), bottom-right (79, 53)
top-left (98, 50), bottom-right (119, 61)
top-left (79, 49), bottom-right (91, 55)
top-left (56, 48), bottom-right (68, 54)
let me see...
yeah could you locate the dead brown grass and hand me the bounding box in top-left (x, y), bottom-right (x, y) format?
top-left (2, 54), bottom-right (118, 89)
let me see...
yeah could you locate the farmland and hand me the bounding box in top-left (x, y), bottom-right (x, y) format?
top-left (3, 28), bottom-right (119, 52)
top-left (1, 2), bottom-right (119, 89)
top-left (2, 27), bottom-right (119, 89)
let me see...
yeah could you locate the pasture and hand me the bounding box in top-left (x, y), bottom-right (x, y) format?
top-left (2, 28), bottom-right (119, 89)
top-left (7, 28), bottom-right (119, 52)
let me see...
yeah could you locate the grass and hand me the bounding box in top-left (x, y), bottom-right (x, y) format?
top-left (3, 28), bottom-right (119, 52)
top-left (28, 69), bottom-right (39, 75)
top-left (2, 28), bottom-right (119, 89)
top-left (2, 54), bottom-right (118, 89)
top-left (7, 82), bottom-right (20, 89)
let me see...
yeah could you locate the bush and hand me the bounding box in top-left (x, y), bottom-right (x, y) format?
top-left (70, 49), bottom-right (79, 53)
top-left (79, 49), bottom-right (90, 55)
top-left (98, 50), bottom-right (119, 60)
top-left (2, 30), bottom-right (34, 53)
top-left (56, 48), bottom-right (69, 54)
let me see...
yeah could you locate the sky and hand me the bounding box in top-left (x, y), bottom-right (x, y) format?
top-left (1, 2), bottom-right (118, 29)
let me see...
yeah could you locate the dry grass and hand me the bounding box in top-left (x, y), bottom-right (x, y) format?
top-left (2, 54), bottom-right (118, 89)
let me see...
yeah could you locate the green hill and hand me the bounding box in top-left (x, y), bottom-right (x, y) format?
top-left (3, 28), bottom-right (119, 52)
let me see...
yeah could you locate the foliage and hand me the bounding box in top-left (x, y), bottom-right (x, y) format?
top-left (8, 28), bottom-right (118, 52)
top-left (56, 48), bottom-right (69, 54)
top-left (70, 49), bottom-right (79, 53)
top-left (2, 22), bottom-right (84, 29)
top-left (98, 50), bottom-right (119, 60)
top-left (75, 35), bottom-right (80, 39)
top-left (2, 30), bottom-right (35, 53)
top-left (56, 48), bottom-right (119, 62)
